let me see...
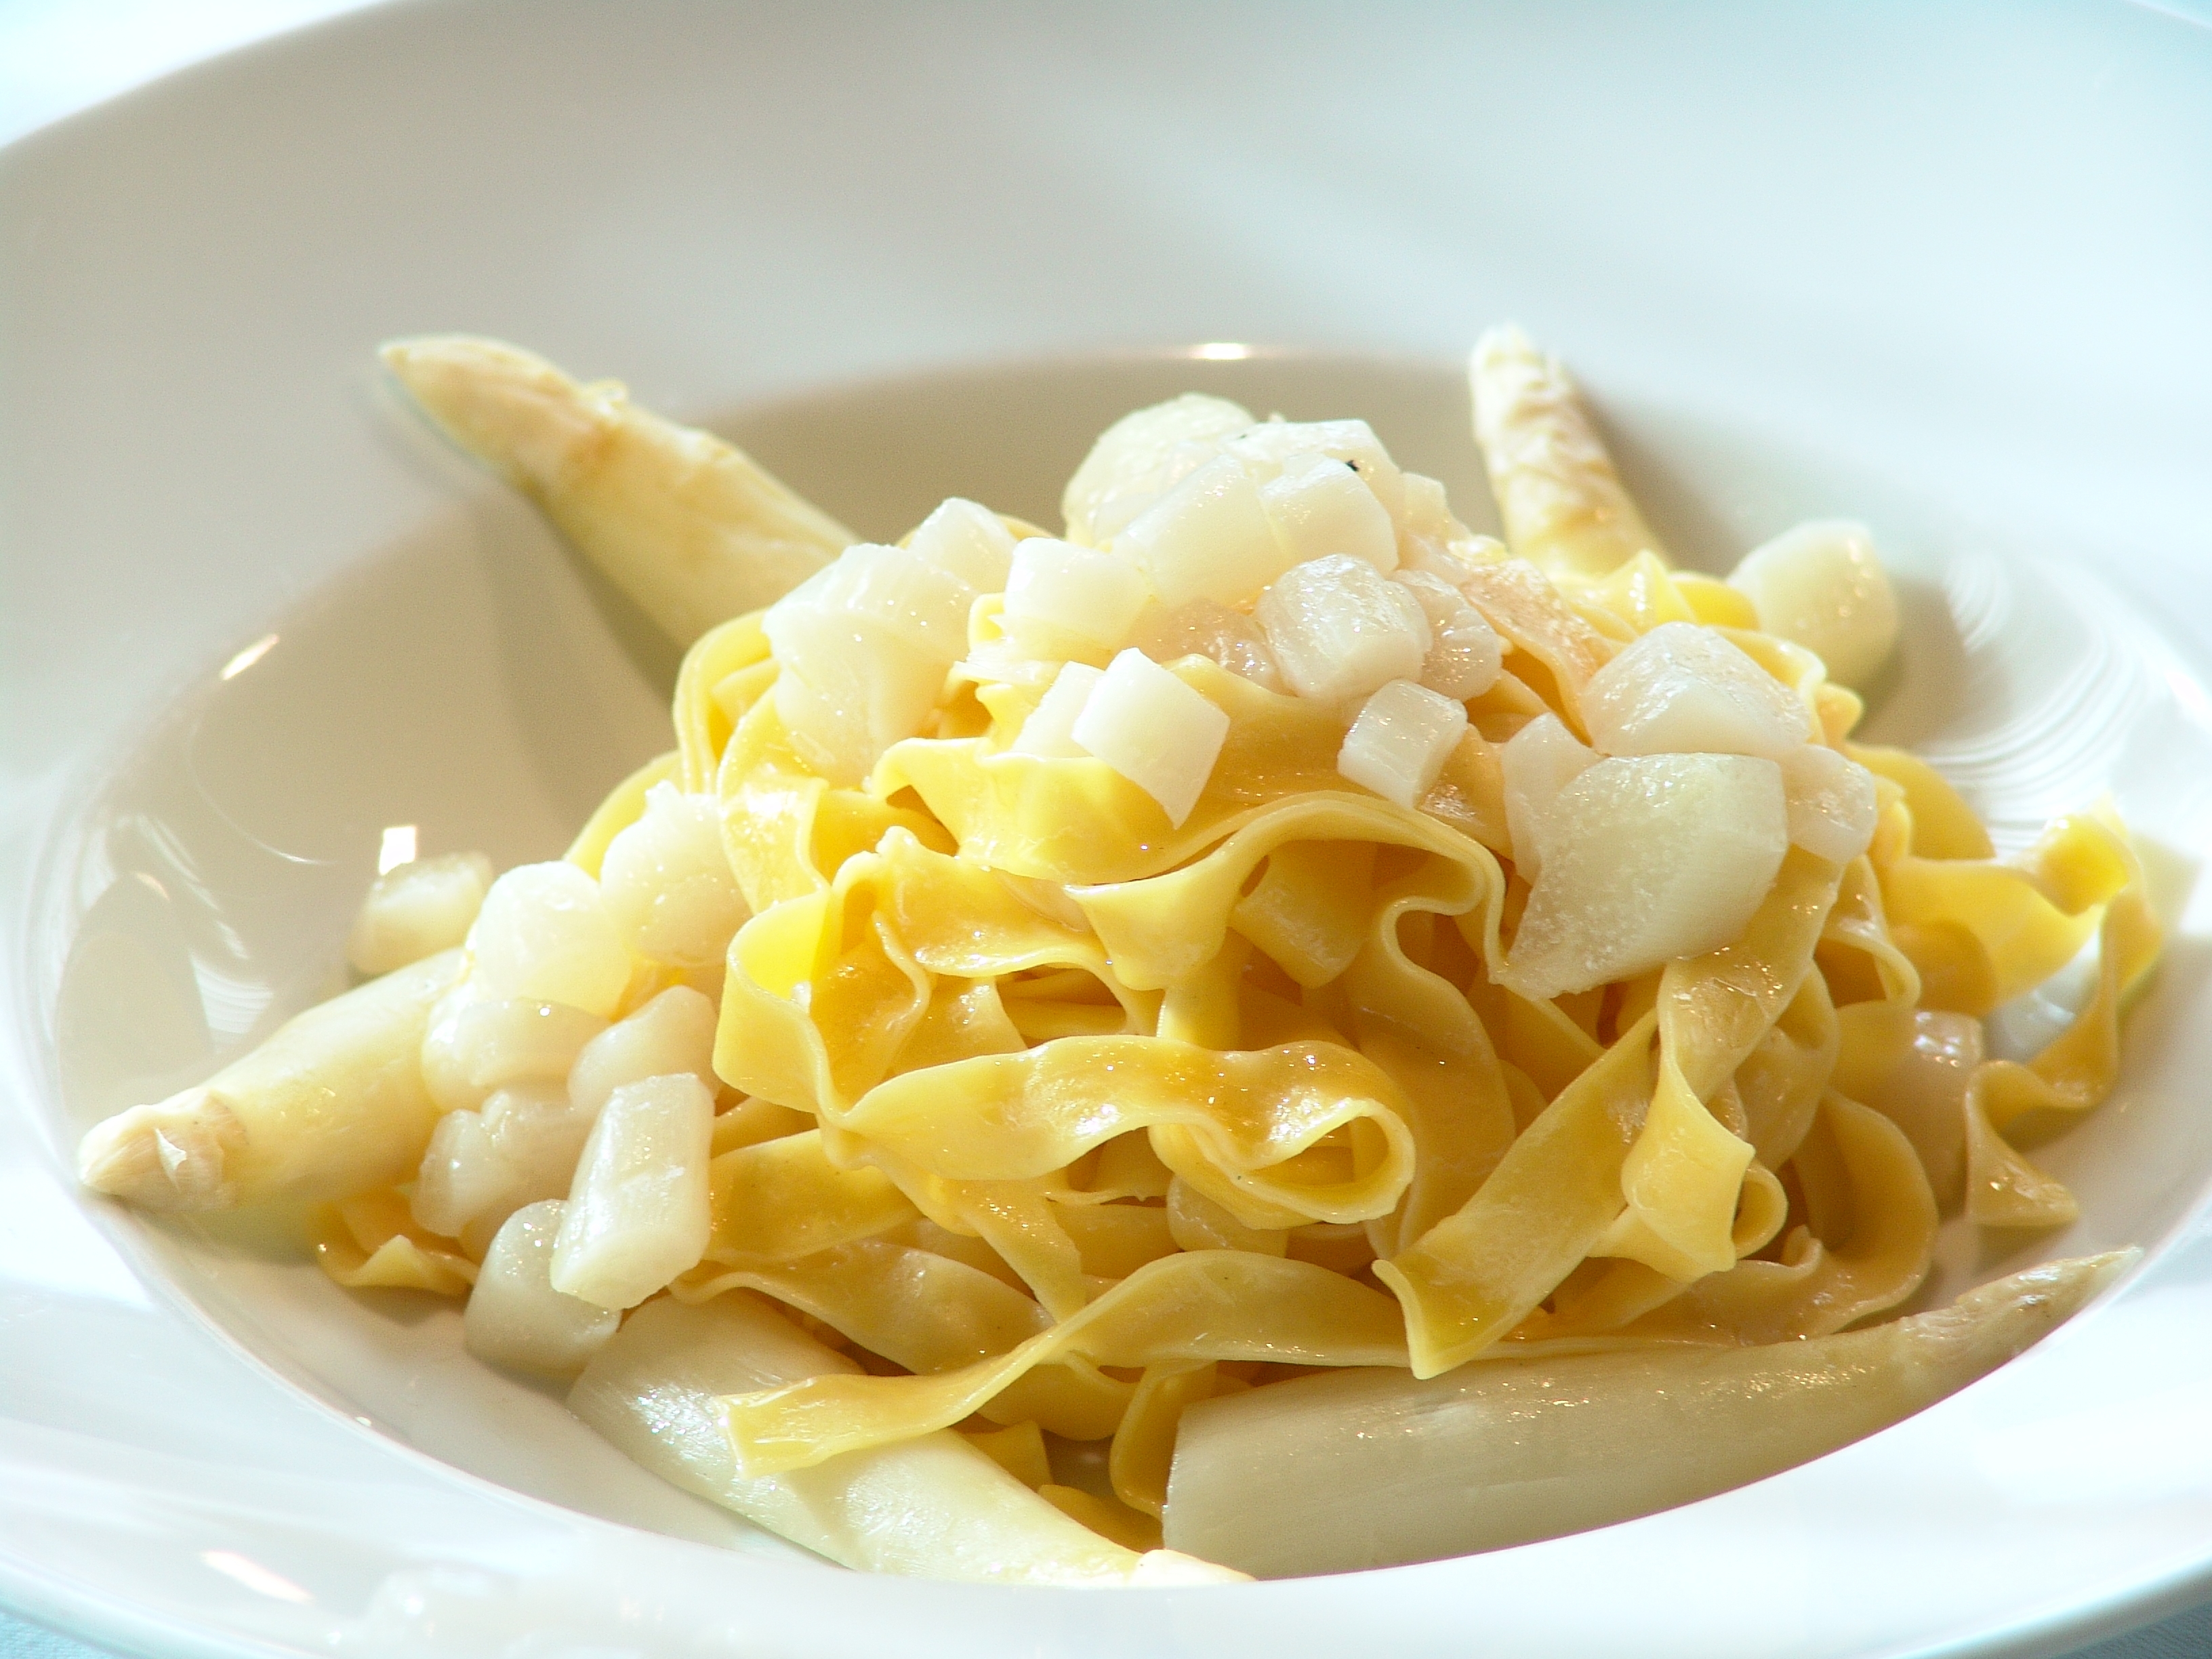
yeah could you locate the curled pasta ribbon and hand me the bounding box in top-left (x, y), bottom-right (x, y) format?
top-left (1071, 796), bottom-right (1501, 993)
top-left (715, 811), bottom-right (1425, 1301)
top-left (674, 1239), bottom-right (1131, 1440)
top-left (1821, 853), bottom-right (1923, 1015)
top-left (1592, 849), bottom-right (1845, 1282)
top-left (1540, 1090), bottom-right (1936, 1345)
top-left (676, 612), bottom-right (771, 790)
top-left (1858, 744), bottom-right (2132, 1017)
top-left (719, 668), bottom-right (953, 914)
top-left (1109, 1360), bottom-right (1221, 1519)
top-left (1965, 821), bottom-right (2162, 1227)
top-left (311, 1189), bottom-right (476, 1296)
top-left (1375, 1012), bottom-right (1658, 1378)
top-left (1847, 750), bottom-right (2154, 1225)
top-left (714, 832), bottom-right (1156, 1147)
top-left (1564, 550), bottom-right (1698, 634)
top-left (722, 1251), bottom-right (1408, 1476)
top-left (682, 1238), bottom-right (1048, 1370)
top-left (1338, 864), bottom-right (1520, 1258)
top-left (704, 1130), bottom-right (918, 1265)
top-left (838, 1038), bottom-right (1417, 1230)
top-left (1381, 851), bottom-right (1848, 1374)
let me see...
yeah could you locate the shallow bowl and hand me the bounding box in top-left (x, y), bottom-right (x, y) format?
top-left (6, 4), bottom-right (2212, 1656)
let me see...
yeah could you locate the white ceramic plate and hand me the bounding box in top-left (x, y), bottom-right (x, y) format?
top-left (7, 4), bottom-right (2212, 1656)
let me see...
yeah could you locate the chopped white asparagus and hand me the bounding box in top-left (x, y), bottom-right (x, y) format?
top-left (768, 636), bottom-right (947, 787)
top-left (1129, 600), bottom-right (1286, 693)
top-left (1000, 537), bottom-right (1153, 659)
top-left (1224, 418), bottom-right (1407, 525)
top-left (598, 782), bottom-right (750, 968)
top-left (1469, 324), bottom-right (1668, 579)
top-left (1069, 651), bottom-right (1231, 828)
top-left (773, 540), bottom-right (973, 661)
top-left (1164, 1250), bottom-right (2134, 1576)
top-left (1337, 680), bottom-right (1469, 808)
top-left (77, 949), bottom-right (465, 1210)
top-left (420, 994), bottom-right (609, 1114)
top-left (1395, 472), bottom-right (1478, 571)
top-left (1061, 393), bottom-right (1254, 547)
top-left (1984, 943), bottom-right (2105, 1067)
top-left (1010, 661), bottom-right (1106, 759)
top-left (763, 542), bottom-right (972, 785)
top-left (772, 646), bottom-right (943, 787)
top-left (346, 852), bottom-right (494, 976)
top-left (1391, 569), bottom-right (1503, 699)
top-left (467, 862), bottom-right (634, 1021)
top-left (1118, 453), bottom-right (1291, 609)
top-left (1255, 554), bottom-right (1431, 706)
top-left (1258, 452), bottom-right (1399, 574)
top-left (1505, 754), bottom-right (1788, 1000)
top-left (1729, 518), bottom-right (1900, 688)
top-left (411, 1104), bottom-right (512, 1238)
top-left (1580, 620), bottom-right (1814, 761)
top-left (567, 986), bottom-right (720, 1118)
top-left (550, 1072), bottom-right (715, 1309)
top-left (381, 336), bottom-right (853, 647)
top-left (569, 1292), bottom-right (1245, 1584)
top-left (1399, 531), bottom-right (1502, 588)
top-left (465, 1201), bottom-right (621, 1377)
top-left (906, 495), bottom-right (1017, 595)
top-left (417, 987), bottom-right (718, 1255)
top-left (1498, 712), bottom-right (1597, 882)
top-left (413, 1078), bottom-right (600, 1252)
top-left (480, 1082), bottom-right (601, 1204)
top-left (1781, 743), bottom-right (1880, 863)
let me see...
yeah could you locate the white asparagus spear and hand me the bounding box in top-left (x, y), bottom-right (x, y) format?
top-left (382, 336), bottom-right (855, 644)
top-left (1469, 325), bottom-right (1668, 579)
top-left (465, 1200), bottom-right (620, 1377)
top-left (550, 1073), bottom-right (715, 1310)
top-left (76, 949), bottom-right (464, 1210)
top-left (1164, 1250), bottom-right (2133, 1577)
top-left (569, 1291), bottom-right (1245, 1585)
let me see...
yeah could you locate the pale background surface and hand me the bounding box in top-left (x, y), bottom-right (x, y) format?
top-left (1, 2), bottom-right (2207, 1656)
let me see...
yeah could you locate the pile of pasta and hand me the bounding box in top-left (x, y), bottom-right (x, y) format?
top-left (77, 329), bottom-right (2158, 1584)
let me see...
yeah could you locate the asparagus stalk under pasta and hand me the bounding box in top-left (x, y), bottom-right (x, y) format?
top-left (1162, 1249), bottom-right (2133, 1576)
top-left (74, 329), bottom-right (2157, 1582)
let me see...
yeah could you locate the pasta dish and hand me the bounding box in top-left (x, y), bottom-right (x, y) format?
top-left (75, 328), bottom-right (2156, 1582)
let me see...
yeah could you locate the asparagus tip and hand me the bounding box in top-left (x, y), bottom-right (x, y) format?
top-left (76, 1088), bottom-right (242, 1210)
top-left (379, 334), bottom-right (607, 489)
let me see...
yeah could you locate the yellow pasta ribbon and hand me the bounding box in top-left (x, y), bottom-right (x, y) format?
top-left (1965, 823), bottom-right (2161, 1226)
top-left (311, 1189), bottom-right (475, 1296)
top-left (1375, 1012), bottom-right (1658, 1377)
top-left (1591, 849), bottom-right (1845, 1281)
top-left (722, 1251), bottom-right (1408, 1475)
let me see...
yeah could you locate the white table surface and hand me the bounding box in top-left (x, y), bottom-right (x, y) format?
top-left (2, 3), bottom-right (2209, 1656)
